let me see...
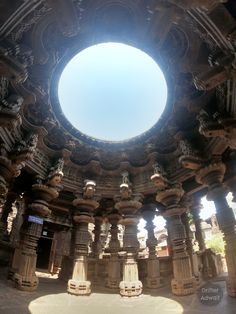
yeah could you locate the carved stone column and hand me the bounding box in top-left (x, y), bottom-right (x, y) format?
top-left (106, 208), bottom-right (121, 289)
top-left (68, 180), bottom-right (99, 296)
top-left (191, 199), bottom-right (206, 251)
top-left (13, 158), bottom-right (64, 291)
top-left (196, 162), bottom-right (236, 297)
top-left (13, 184), bottom-right (59, 291)
top-left (0, 191), bottom-right (19, 266)
top-left (142, 205), bottom-right (162, 289)
top-left (0, 135), bottom-right (38, 267)
top-left (0, 191), bottom-right (18, 239)
top-left (181, 212), bottom-right (194, 271)
top-left (91, 214), bottom-right (103, 258)
top-left (115, 172), bottom-right (143, 297)
top-left (191, 198), bottom-right (213, 280)
top-left (151, 165), bottom-right (196, 296)
top-left (0, 133), bottom-right (38, 236)
top-left (91, 213), bottom-right (103, 285)
top-left (0, 149), bottom-right (16, 210)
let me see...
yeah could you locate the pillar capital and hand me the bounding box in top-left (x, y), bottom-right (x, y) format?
top-left (175, 132), bottom-right (205, 170)
top-left (73, 180), bottom-right (99, 213)
top-left (115, 173), bottom-right (142, 216)
top-left (195, 161), bottom-right (226, 199)
top-left (158, 186), bottom-right (185, 209)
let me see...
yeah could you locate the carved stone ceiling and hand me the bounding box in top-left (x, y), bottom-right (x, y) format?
top-left (0, 0), bottom-right (236, 177)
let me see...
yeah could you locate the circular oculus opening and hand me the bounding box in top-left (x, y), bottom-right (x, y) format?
top-left (58, 42), bottom-right (167, 142)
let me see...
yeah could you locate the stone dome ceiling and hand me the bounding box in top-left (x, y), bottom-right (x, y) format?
top-left (0, 0), bottom-right (235, 197)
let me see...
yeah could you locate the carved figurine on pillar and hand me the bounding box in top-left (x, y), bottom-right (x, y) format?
top-left (193, 50), bottom-right (236, 91)
top-left (151, 163), bottom-right (196, 296)
top-left (0, 77), bottom-right (23, 128)
top-left (12, 158), bottom-right (64, 291)
top-left (106, 208), bottom-right (121, 289)
top-left (67, 180), bottom-right (99, 296)
top-left (115, 171), bottom-right (143, 297)
top-left (142, 204), bottom-right (162, 289)
top-left (196, 160), bottom-right (236, 297)
top-left (197, 110), bottom-right (236, 150)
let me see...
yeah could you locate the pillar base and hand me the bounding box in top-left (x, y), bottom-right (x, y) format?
top-left (107, 278), bottom-right (120, 289)
top-left (146, 258), bottom-right (162, 289)
top-left (107, 258), bottom-right (120, 289)
top-left (67, 279), bottom-right (91, 295)
top-left (119, 280), bottom-right (142, 297)
top-left (171, 277), bottom-right (196, 296)
top-left (146, 277), bottom-right (163, 289)
top-left (227, 278), bottom-right (236, 297)
top-left (13, 273), bottom-right (38, 291)
top-left (0, 240), bottom-right (13, 266)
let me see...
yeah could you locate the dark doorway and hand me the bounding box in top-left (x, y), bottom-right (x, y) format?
top-left (37, 237), bottom-right (52, 270)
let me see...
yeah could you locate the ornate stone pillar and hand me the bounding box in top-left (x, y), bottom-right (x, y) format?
top-left (196, 162), bottom-right (236, 297)
top-left (0, 145), bottom-right (16, 211)
top-left (68, 180), bottom-right (99, 296)
top-left (0, 134), bottom-right (38, 267)
top-left (181, 212), bottom-right (194, 272)
top-left (165, 217), bottom-right (173, 257)
top-left (91, 214), bottom-right (103, 258)
top-left (0, 191), bottom-right (18, 240)
top-left (0, 133), bottom-right (38, 236)
top-left (142, 205), bottom-right (162, 289)
top-left (91, 213), bottom-right (103, 285)
top-left (191, 198), bottom-right (213, 280)
top-left (13, 186), bottom-right (60, 290)
top-left (151, 164), bottom-right (196, 296)
top-left (191, 199), bottom-right (206, 251)
top-left (106, 208), bottom-right (121, 289)
top-left (0, 191), bottom-right (18, 266)
top-left (13, 158), bottom-right (64, 291)
top-left (115, 172), bottom-right (143, 297)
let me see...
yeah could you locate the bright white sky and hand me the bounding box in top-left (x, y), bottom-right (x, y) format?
top-left (58, 42), bottom-right (167, 141)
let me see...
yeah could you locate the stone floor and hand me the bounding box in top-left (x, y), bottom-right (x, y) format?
top-left (0, 271), bottom-right (236, 314)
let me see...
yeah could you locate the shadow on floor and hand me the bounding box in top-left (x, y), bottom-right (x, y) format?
top-left (0, 269), bottom-right (236, 314)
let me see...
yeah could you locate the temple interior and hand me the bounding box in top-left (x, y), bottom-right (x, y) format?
top-left (0, 1), bottom-right (236, 313)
